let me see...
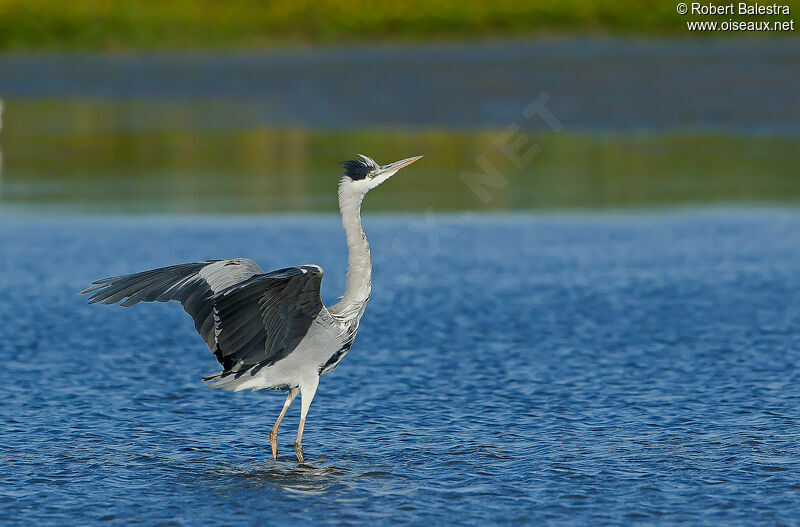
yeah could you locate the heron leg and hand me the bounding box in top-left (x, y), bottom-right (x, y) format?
top-left (294, 376), bottom-right (319, 464)
top-left (270, 387), bottom-right (299, 460)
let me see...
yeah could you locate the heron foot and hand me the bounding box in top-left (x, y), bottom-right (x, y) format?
top-left (269, 429), bottom-right (278, 460)
top-left (294, 442), bottom-right (304, 463)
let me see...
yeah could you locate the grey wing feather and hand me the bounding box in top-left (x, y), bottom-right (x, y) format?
top-left (211, 265), bottom-right (325, 372)
top-left (80, 260), bottom-right (325, 374)
top-left (79, 258), bottom-right (264, 351)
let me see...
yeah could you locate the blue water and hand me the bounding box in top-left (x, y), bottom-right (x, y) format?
top-left (1, 211), bottom-right (799, 525)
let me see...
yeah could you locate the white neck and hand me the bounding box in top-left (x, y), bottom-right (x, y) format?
top-left (330, 183), bottom-right (371, 319)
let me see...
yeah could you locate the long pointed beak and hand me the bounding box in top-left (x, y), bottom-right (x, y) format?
top-left (376, 155), bottom-right (423, 176)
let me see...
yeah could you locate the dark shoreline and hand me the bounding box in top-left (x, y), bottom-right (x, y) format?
top-left (1, 38), bottom-right (798, 133)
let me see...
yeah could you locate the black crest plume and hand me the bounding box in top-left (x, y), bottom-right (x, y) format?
top-left (339, 155), bottom-right (378, 181)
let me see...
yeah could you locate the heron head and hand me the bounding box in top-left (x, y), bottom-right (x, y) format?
top-left (339, 154), bottom-right (423, 195)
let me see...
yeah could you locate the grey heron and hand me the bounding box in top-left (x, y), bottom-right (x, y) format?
top-left (79, 154), bottom-right (423, 463)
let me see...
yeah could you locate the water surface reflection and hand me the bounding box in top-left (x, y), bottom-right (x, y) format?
top-left (1, 100), bottom-right (798, 213)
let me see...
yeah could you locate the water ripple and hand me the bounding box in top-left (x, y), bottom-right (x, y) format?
top-left (1, 211), bottom-right (799, 525)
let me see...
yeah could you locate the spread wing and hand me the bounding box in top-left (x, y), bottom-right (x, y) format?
top-left (211, 265), bottom-right (325, 372)
top-left (80, 260), bottom-right (326, 371)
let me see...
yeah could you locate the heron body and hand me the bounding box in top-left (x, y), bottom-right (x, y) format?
top-left (80, 154), bottom-right (422, 462)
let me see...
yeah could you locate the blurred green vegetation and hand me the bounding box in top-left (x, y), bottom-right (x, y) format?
top-left (3, 100), bottom-right (799, 213)
top-left (1, 0), bottom-right (799, 50)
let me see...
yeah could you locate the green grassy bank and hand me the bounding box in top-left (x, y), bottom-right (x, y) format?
top-left (1, 0), bottom-right (798, 50)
